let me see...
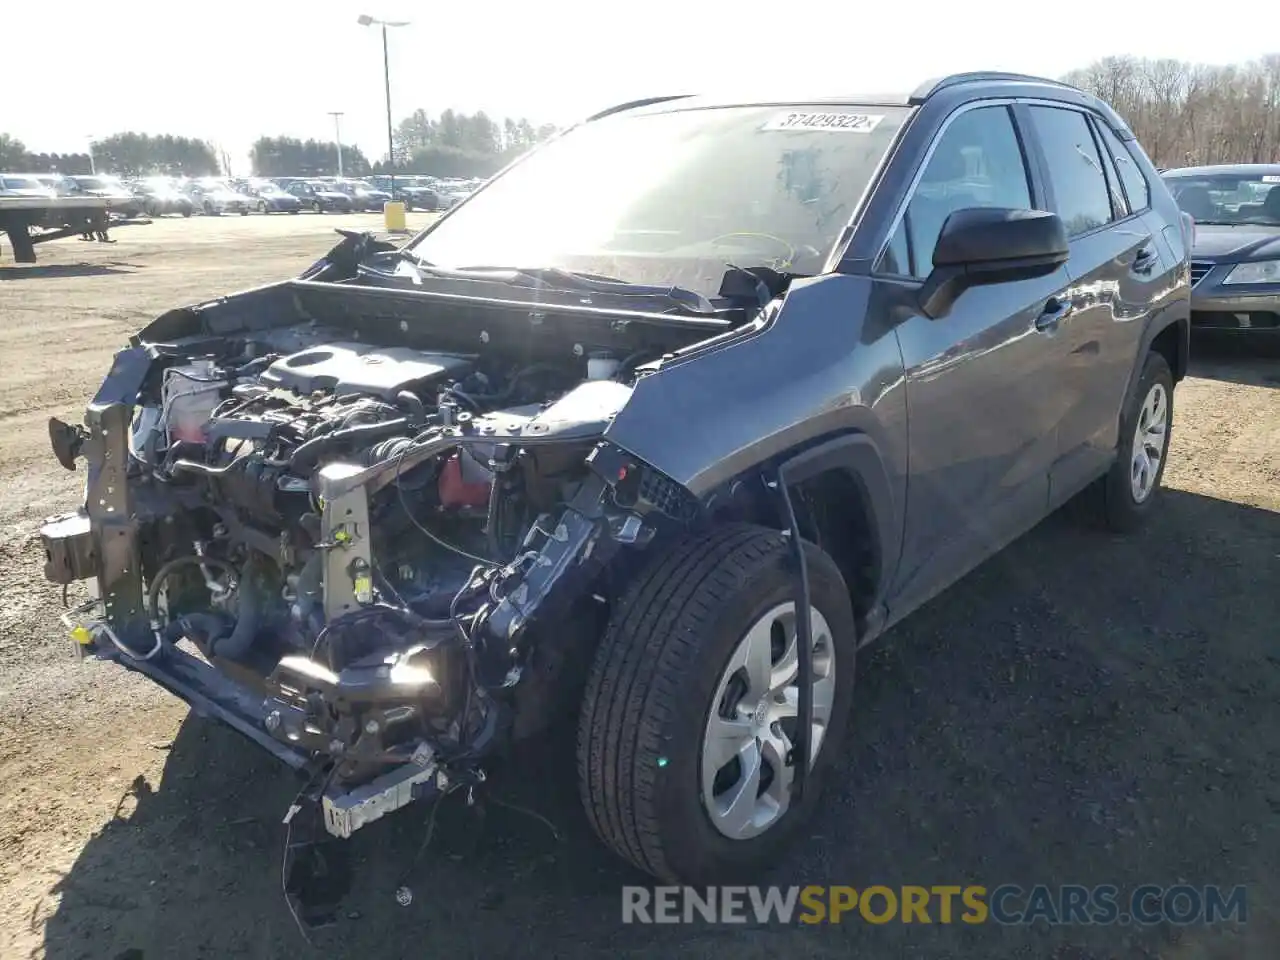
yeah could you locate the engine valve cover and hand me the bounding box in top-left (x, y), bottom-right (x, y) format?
top-left (260, 342), bottom-right (472, 402)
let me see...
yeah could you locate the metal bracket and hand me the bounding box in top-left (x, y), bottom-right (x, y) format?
top-left (316, 463), bottom-right (373, 620)
top-left (83, 348), bottom-right (154, 650)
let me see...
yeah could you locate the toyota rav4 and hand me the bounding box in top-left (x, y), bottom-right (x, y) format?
top-left (41, 72), bottom-right (1190, 903)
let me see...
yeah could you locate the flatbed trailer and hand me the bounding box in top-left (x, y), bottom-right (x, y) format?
top-left (0, 195), bottom-right (115, 264)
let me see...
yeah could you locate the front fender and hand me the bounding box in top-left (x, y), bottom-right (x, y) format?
top-left (603, 272), bottom-right (909, 501)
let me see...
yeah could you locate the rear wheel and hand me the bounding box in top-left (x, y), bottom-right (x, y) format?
top-left (577, 524), bottom-right (857, 883)
top-left (258, 200), bottom-right (268, 214)
top-left (1074, 351), bottom-right (1174, 532)
top-left (313, 200), bottom-right (323, 214)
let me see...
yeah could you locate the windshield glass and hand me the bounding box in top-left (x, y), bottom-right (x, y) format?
top-left (407, 103), bottom-right (911, 293)
top-left (1165, 172), bottom-right (1280, 226)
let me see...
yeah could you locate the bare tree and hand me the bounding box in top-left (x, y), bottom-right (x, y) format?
top-left (1064, 54), bottom-right (1280, 168)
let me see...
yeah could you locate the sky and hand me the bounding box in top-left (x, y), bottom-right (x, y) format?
top-left (4, 0), bottom-right (1274, 174)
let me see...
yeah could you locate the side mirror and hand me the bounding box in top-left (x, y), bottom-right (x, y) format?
top-left (918, 207), bottom-right (1069, 319)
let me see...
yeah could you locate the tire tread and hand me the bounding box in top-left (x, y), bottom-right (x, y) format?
top-left (577, 523), bottom-right (791, 879)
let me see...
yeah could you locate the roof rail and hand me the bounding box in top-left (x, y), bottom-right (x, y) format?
top-left (909, 72), bottom-right (1079, 105)
top-left (586, 95), bottom-right (693, 122)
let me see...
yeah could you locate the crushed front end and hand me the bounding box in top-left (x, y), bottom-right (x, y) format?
top-left (40, 246), bottom-right (716, 844)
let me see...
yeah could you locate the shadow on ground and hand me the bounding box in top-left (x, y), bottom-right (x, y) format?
top-left (1190, 332), bottom-right (1280, 387)
top-left (0, 262), bottom-right (144, 281)
top-left (41, 490), bottom-right (1280, 960)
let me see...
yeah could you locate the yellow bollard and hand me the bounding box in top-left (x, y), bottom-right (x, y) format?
top-left (383, 200), bottom-right (407, 233)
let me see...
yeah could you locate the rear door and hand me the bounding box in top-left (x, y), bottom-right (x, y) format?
top-left (1019, 104), bottom-right (1167, 505)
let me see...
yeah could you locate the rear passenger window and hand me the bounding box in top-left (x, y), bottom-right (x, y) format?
top-left (1093, 119), bottom-right (1151, 212)
top-left (881, 105), bottom-right (1032, 278)
top-left (1027, 106), bottom-right (1113, 237)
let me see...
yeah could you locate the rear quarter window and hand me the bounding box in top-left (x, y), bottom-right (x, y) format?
top-left (1094, 121), bottom-right (1151, 212)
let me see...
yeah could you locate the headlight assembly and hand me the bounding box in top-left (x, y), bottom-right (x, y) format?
top-left (1223, 260), bottom-right (1280, 285)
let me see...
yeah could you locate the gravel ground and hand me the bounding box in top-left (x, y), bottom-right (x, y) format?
top-left (1, 216), bottom-right (1278, 960)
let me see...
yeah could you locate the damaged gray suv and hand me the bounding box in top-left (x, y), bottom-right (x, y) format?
top-left (42, 72), bottom-right (1190, 895)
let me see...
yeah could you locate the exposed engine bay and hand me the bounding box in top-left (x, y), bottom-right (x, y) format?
top-left (43, 254), bottom-right (735, 844)
top-left (126, 331), bottom-right (658, 795)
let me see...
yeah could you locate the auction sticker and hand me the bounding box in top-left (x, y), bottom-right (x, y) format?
top-left (762, 112), bottom-right (884, 133)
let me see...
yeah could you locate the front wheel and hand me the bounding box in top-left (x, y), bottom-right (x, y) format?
top-left (258, 200), bottom-right (268, 214)
top-left (577, 524), bottom-right (857, 884)
top-left (313, 201), bottom-right (323, 214)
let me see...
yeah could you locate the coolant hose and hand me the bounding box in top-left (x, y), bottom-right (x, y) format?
top-left (147, 555), bottom-right (241, 623)
top-left (213, 556), bottom-right (263, 660)
top-left (289, 417), bottom-right (410, 473)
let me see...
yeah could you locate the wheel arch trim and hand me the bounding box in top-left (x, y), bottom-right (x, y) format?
top-left (775, 431), bottom-right (900, 619)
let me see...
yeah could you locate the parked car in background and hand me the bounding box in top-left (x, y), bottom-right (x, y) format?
top-left (369, 175), bottom-right (439, 211)
top-left (1163, 164), bottom-right (1280, 334)
top-left (331, 178), bottom-right (391, 212)
top-left (285, 179), bottom-right (355, 213)
top-left (32, 174), bottom-right (81, 196)
top-left (186, 179), bottom-right (256, 216)
top-left (133, 177), bottom-right (194, 217)
top-left (244, 181), bottom-right (303, 213)
top-left (0, 174), bottom-right (56, 199)
top-left (70, 174), bottom-right (146, 218)
top-left (433, 177), bottom-right (478, 209)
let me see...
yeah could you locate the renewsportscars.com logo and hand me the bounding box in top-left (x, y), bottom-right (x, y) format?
top-left (622, 884), bottom-right (1248, 926)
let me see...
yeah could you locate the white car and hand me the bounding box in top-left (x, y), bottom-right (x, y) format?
top-left (187, 181), bottom-right (256, 216)
top-left (0, 175), bottom-right (56, 199)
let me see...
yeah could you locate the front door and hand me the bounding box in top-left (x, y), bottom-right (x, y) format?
top-left (881, 103), bottom-right (1073, 614)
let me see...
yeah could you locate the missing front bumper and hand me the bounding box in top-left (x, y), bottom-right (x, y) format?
top-left (60, 599), bottom-right (446, 840)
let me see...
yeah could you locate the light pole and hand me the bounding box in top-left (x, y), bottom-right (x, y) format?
top-left (328, 111), bottom-right (345, 178)
top-left (86, 134), bottom-right (96, 174)
top-left (357, 14), bottom-right (409, 197)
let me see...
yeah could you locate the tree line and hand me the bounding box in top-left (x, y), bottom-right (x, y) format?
top-left (250, 137), bottom-right (373, 177)
top-left (1063, 54), bottom-right (1280, 167)
top-left (0, 131), bottom-right (219, 176)
top-left (387, 108), bottom-right (560, 178)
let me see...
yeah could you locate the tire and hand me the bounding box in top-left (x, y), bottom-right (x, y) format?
top-left (258, 200), bottom-right (268, 214)
top-left (239, 208), bottom-right (250, 216)
top-left (289, 208), bottom-right (299, 215)
top-left (313, 201), bottom-right (323, 214)
top-left (181, 205), bottom-right (192, 218)
top-left (1075, 351), bottom-right (1174, 532)
top-left (577, 523), bottom-right (857, 884)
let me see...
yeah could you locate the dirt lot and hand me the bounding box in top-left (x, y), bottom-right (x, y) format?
top-left (1, 215), bottom-right (1278, 960)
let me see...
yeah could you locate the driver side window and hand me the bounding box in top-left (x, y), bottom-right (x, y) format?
top-left (881, 105), bottom-right (1032, 279)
